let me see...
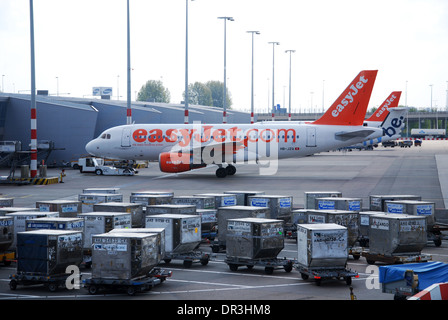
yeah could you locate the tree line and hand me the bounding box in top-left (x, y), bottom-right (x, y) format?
top-left (137, 80), bottom-right (232, 109)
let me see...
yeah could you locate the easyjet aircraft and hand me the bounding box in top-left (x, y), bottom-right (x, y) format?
top-left (364, 91), bottom-right (402, 127)
top-left (85, 70), bottom-right (384, 178)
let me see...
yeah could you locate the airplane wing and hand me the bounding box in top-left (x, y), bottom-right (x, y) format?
top-left (335, 129), bottom-right (377, 141)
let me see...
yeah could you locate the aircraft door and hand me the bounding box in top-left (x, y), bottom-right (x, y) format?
top-left (306, 128), bottom-right (316, 147)
top-left (121, 128), bottom-right (131, 147)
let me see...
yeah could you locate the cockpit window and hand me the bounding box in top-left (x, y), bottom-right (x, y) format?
top-left (100, 133), bottom-right (111, 139)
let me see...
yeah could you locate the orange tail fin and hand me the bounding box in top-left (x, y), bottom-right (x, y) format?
top-left (366, 91), bottom-right (402, 122)
top-left (312, 70), bottom-right (378, 126)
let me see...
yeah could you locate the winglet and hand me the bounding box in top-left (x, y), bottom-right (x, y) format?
top-left (312, 70), bottom-right (378, 126)
top-left (366, 91), bottom-right (402, 122)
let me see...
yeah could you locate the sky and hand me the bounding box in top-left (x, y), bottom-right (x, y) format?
top-left (1, 0), bottom-right (448, 114)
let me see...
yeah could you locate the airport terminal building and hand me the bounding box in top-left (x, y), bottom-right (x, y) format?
top-left (0, 93), bottom-right (252, 167)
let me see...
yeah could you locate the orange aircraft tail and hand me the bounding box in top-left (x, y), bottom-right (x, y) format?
top-left (312, 70), bottom-right (378, 126)
top-left (366, 91), bottom-right (402, 122)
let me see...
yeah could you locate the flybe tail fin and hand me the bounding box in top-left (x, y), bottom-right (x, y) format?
top-left (312, 70), bottom-right (378, 126)
top-left (366, 91), bottom-right (402, 122)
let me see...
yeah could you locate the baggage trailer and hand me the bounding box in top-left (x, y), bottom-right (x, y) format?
top-left (163, 251), bottom-right (211, 268)
top-left (9, 272), bottom-right (74, 292)
top-left (361, 251), bottom-right (432, 265)
top-left (225, 256), bottom-right (294, 274)
top-left (295, 265), bottom-right (358, 286)
top-left (83, 267), bottom-right (172, 296)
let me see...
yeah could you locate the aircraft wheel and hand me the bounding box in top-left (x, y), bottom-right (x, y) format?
top-left (216, 167), bottom-right (227, 178)
top-left (225, 165), bottom-right (236, 175)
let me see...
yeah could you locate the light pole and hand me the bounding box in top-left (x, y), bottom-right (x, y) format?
top-left (56, 76), bottom-right (59, 96)
top-left (268, 42), bottom-right (279, 120)
top-left (126, 0), bottom-right (132, 125)
top-left (29, 0), bottom-right (37, 178)
top-left (247, 31), bottom-right (260, 124)
top-left (185, 0), bottom-right (195, 124)
top-left (285, 49), bottom-right (295, 121)
top-left (218, 16), bottom-right (234, 124)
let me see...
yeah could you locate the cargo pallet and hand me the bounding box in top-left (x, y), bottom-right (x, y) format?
top-left (225, 257), bottom-right (295, 275)
top-left (83, 267), bottom-right (172, 296)
top-left (361, 251), bottom-right (432, 265)
top-left (9, 272), bottom-right (73, 292)
top-left (295, 265), bottom-right (358, 286)
top-left (163, 251), bottom-right (211, 268)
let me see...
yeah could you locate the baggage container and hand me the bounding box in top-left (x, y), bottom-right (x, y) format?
top-left (0, 207), bottom-right (38, 215)
top-left (6, 211), bottom-right (59, 248)
top-left (131, 190), bottom-right (174, 197)
top-left (0, 216), bottom-right (14, 252)
top-left (226, 218), bottom-right (284, 260)
top-left (145, 204), bottom-right (196, 216)
top-left (358, 211), bottom-right (382, 246)
top-left (196, 209), bottom-right (217, 236)
top-left (108, 227), bottom-right (166, 259)
top-left (16, 230), bottom-right (83, 275)
top-left (217, 206), bottom-right (270, 245)
top-left (25, 217), bottom-right (84, 231)
top-left (304, 191), bottom-right (342, 209)
top-left (194, 193), bottom-right (237, 209)
top-left (130, 194), bottom-right (173, 207)
top-left (91, 232), bottom-right (161, 280)
top-left (145, 214), bottom-right (201, 254)
top-left (291, 209), bottom-right (308, 225)
top-left (368, 213), bottom-right (427, 256)
top-left (93, 202), bottom-right (144, 228)
top-left (79, 212), bottom-right (132, 248)
top-left (78, 193), bottom-right (123, 213)
top-left (171, 196), bottom-right (215, 209)
top-left (0, 198), bottom-right (14, 208)
top-left (224, 191), bottom-right (265, 206)
top-left (248, 195), bottom-right (292, 221)
top-left (384, 200), bottom-right (436, 226)
top-left (369, 194), bottom-right (421, 211)
top-left (315, 197), bottom-right (362, 212)
top-left (36, 200), bottom-right (81, 217)
top-left (300, 209), bottom-right (359, 247)
top-left (82, 187), bottom-right (120, 194)
top-left (296, 223), bottom-right (348, 269)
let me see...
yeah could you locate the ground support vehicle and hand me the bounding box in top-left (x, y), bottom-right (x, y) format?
top-left (77, 157), bottom-right (137, 176)
top-left (361, 250), bottom-right (432, 265)
top-left (83, 268), bottom-right (172, 296)
top-left (9, 272), bottom-right (73, 292)
top-left (380, 261), bottom-right (448, 300)
top-left (349, 247), bottom-right (363, 260)
top-left (225, 257), bottom-right (294, 275)
top-left (163, 251), bottom-right (211, 268)
top-left (0, 252), bottom-right (15, 266)
top-left (399, 140), bottom-right (413, 148)
top-left (428, 223), bottom-right (448, 247)
top-left (210, 240), bottom-right (226, 253)
top-left (295, 265), bottom-right (358, 286)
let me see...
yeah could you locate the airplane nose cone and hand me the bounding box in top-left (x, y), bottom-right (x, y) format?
top-left (85, 140), bottom-right (97, 155)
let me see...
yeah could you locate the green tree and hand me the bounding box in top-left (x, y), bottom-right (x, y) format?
top-left (137, 80), bottom-right (170, 103)
top-left (184, 82), bottom-right (213, 106)
top-left (205, 80), bottom-right (232, 109)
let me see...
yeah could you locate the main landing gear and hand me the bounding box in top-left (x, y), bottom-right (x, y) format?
top-left (215, 165), bottom-right (236, 178)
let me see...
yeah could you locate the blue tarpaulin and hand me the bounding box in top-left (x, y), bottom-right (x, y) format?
top-left (379, 261), bottom-right (448, 290)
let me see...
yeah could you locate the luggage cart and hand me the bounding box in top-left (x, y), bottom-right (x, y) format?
top-left (163, 251), bottom-right (211, 268)
top-left (381, 269), bottom-right (419, 300)
top-left (83, 267), bottom-right (172, 296)
top-left (225, 257), bottom-right (294, 275)
top-left (361, 250), bottom-right (432, 265)
top-left (295, 265), bottom-right (358, 286)
top-left (9, 272), bottom-right (73, 292)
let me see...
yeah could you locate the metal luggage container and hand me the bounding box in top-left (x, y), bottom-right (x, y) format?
top-left (6, 211), bottom-right (59, 248)
top-left (93, 202), bottom-right (144, 228)
top-left (171, 196), bottom-right (215, 209)
top-left (0, 198), bottom-right (14, 208)
top-left (16, 230), bottom-right (83, 275)
top-left (304, 191), bottom-right (342, 209)
top-left (296, 223), bottom-right (348, 268)
top-left (0, 216), bottom-right (14, 252)
top-left (315, 197), bottom-right (362, 212)
top-left (248, 195), bottom-right (292, 221)
top-left (358, 211), bottom-right (382, 246)
top-left (130, 194), bottom-right (173, 207)
top-left (291, 209), bottom-right (308, 225)
top-left (131, 190), bottom-right (174, 197)
top-left (36, 200), bottom-right (81, 217)
top-left (145, 214), bottom-right (201, 254)
top-left (226, 218), bottom-right (284, 260)
top-left (91, 232), bottom-right (161, 280)
top-left (82, 187), bottom-right (120, 194)
top-left (194, 193), bottom-right (238, 209)
top-left (368, 213), bottom-right (427, 256)
top-left (224, 191), bottom-right (265, 206)
top-left (196, 209), bottom-right (217, 234)
top-left (108, 227), bottom-right (166, 259)
top-left (384, 200), bottom-right (436, 226)
top-left (369, 195), bottom-right (421, 212)
top-left (25, 217), bottom-right (84, 231)
top-left (145, 204), bottom-right (196, 216)
top-left (79, 212), bottom-right (132, 248)
top-left (217, 206), bottom-right (270, 245)
top-left (78, 193), bottom-right (123, 213)
top-left (0, 207), bottom-right (39, 216)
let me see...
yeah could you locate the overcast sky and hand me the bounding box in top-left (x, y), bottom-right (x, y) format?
top-left (1, 0), bottom-right (448, 114)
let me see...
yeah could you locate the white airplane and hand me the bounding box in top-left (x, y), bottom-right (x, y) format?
top-left (85, 70), bottom-right (384, 178)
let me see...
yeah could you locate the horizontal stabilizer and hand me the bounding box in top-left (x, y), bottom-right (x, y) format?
top-left (335, 129), bottom-right (377, 141)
